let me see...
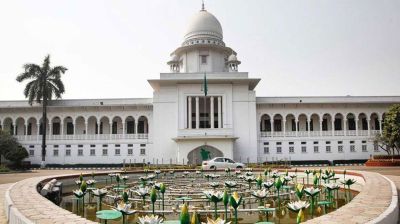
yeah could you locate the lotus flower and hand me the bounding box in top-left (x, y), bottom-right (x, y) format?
top-left (287, 200), bottom-right (310, 212)
top-left (180, 203), bottom-right (190, 224)
top-left (150, 188), bottom-right (157, 214)
top-left (283, 176), bottom-right (292, 185)
top-left (341, 178), bottom-right (356, 201)
top-left (204, 190), bottom-right (223, 219)
top-left (324, 183), bottom-right (340, 191)
top-left (73, 189), bottom-right (85, 198)
top-left (235, 170), bottom-right (241, 175)
top-left (136, 187), bottom-right (150, 206)
top-left (183, 171), bottom-right (190, 176)
top-left (138, 215), bottom-right (163, 224)
top-left (202, 217), bottom-right (231, 224)
top-left (92, 188), bottom-right (108, 197)
top-left (224, 181), bottom-right (237, 189)
top-left (154, 170), bottom-right (161, 174)
top-left (304, 170), bottom-right (312, 185)
top-left (245, 175), bottom-right (256, 189)
top-left (251, 189), bottom-right (268, 201)
top-left (86, 179), bottom-right (97, 186)
top-left (263, 180), bottom-right (274, 190)
top-left (229, 192), bottom-right (242, 224)
top-left (223, 190), bottom-right (229, 219)
top-left (245, 171), bottom-right (253, 176)
top-left (116, 202), bottom-right (136, 215)
top-left (304, 187), bottom-right (320, 217)
top-left (147, 174), bottom-right (156, 180)
top-left (271, 171), bottom-right (280, 180)
top-left (196, 170), bottom-right (202, 175)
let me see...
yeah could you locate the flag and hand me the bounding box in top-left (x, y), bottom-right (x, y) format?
top-left (201, 73), bottom-right (208, 96)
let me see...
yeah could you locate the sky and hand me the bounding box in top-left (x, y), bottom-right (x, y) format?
top-left (0, 0), bottom-right (399, 100)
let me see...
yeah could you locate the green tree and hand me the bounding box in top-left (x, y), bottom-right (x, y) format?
top-left (16, 55), bottom-right (67, 167)
top-left (375, 104), bottom-right (400, 157)
top-left (0, 130), bottom-right (28, 167)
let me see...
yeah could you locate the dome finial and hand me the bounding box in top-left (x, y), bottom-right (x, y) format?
top-left (201, 0), bottom-right (205, 11)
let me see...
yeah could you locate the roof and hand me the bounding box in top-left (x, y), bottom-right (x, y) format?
top-left (256, 96), bottom-right (400, 104)
top-left (0, 98), bottom-right (153, 109)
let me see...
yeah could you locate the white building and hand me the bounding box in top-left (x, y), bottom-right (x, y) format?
top-left (0, 6), bottom-right (399, 166)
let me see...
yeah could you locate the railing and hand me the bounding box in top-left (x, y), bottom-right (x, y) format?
top-left (260, 129), bottom-right (381, 138)
top-left (177, 128), bottom-right (234, 137)
top-left (358, 130), bottom-right (369, 136)
top-left (15, 133), bottom-right (148, 141)
top-left (347, 130), bottom-right (357, 136)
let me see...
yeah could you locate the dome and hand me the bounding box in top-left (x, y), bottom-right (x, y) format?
top-left (228, 53), bottom-right (237, 61)
top-left (170, 54), bottom-right (179, 62)
top-left (184, 10), bottom-right (223, 41)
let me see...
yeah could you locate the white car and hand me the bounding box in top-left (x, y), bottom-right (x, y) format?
top-left (202, 157), bottom-right (245, 170)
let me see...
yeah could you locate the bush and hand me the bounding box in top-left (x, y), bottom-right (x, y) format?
top-left (0, 165), bottom-right (10, 173)
top-left (4, 146), bottom-right (29, 168)
top-left (373, 155), bottom-right (400, 160)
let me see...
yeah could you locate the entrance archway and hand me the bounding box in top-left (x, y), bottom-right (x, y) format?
top-left (187, 145), bottom-right (223, 165)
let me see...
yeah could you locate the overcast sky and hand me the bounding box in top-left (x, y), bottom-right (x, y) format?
top-left (0, 0), bottom-right (399, 101)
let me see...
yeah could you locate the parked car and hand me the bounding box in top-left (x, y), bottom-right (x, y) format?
top-left (202, 157), bottom-right (245, 170)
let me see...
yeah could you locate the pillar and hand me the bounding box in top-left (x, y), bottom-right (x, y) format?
top-left (367, 119), bottom-right (371, 136)
top-left (73, 121), bottom-right (76, 136)
top-left (49, 121), bottom-right (52, 137)
top-left (331, 119), bottom-right (335, 136)
top-left (61, 121), bottom-right (64, 135)
top-left (217, 96), bottom-right (222, 128)
top-left (85, 122), bottom-right (88, 139)
top-left (25, 122), bottom-right (28, 136)
top-left (307, 118), bottom-right (311, 137)
top-left (295, 118), bottom-right (298, 137)
top-left (109, 122), bottom-right (113, 136)
top-left (97, 122), bottom-right (100, 134)
top-left (136, 120), bottom-right (139, 134)
top-left (379, 119), bottom-right (382, 134)
top-left (261, 118), bottom-right (265, 131)
top-left (319, 120), bottom-right (323, 137)
top-left (283, 119), bottom-right (286, 137)
top-left (196, 97), bottom-right (200, 129)
top-left (37, 122), bottom-right (40, 141)
top-left (188, 96), bottom-right (192, 129)
top-left (271, 120), bottom-right (274, 137)
top-left (210, 96), bottom-right (214, 128)
top-left (355, 119), bottom-right (359, 136)
top-left (122, 121), bottom-right (125, 137)
top-left (343, 119), bottom-right (347, 136)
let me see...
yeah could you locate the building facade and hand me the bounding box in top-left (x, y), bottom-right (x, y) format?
top-left (0, 6), bottom-right (399, 165)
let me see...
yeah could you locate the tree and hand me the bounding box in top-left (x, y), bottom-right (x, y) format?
top-left (0, 130), bottom-right (28, 167)
top-left (375, 104), bottom-right (400, 157)
top-left (16, 55), bottom-right (67, 167)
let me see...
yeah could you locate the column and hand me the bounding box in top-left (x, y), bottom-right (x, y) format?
top-left (343, 119), bottom-right (347, 136)
top-left (97, 122), bottom-right (100, 134)
top-left (283, 119), bottom-right (286, 137)
top-left (109, 122), bottom-right (113, 137)
top-left (188, 97), bottom-right (192, 129)
top-left (271, 120), bottom-right (274, 137)
top-left (295, 119), bottom-right (298, 137)
top-left (13, 124), bottom-right (16, 136)
top-left (61, 121), bottom-right (64, 135)
top-left (85, 122), bottom-right (88, 139)
top-left (307, 119), bottom-right (311, 137)
top-left (217, 96), bottom-right (222, 128)
top-left (331, 119), bottom-right (335, 136)
top-left (25, 122), bottom-right (28, 136)
top-left (49, 121), bottom-right (52, 138)
top-left (37, 122), bottom-right (40, 141)
top-left (367, 119), bottom-right (371, 136)
top-left (319, 120), bottom-right (323, 137)
top-left (355, 119), bottom-right (359, 136)
top-left (135, 120), bottom-right (139, 134)
top-left (73, 121), bottom-right (76, 136)
top-left (210, 96), bottom-right (214, 128)
top-left (261, 118), bottom-right (265, 131)
top-left (379, 119), bottom-right (382, 134)
top-left (122, 121), bottom-right (125, 137)
top-left (195, 97), bottom-right (200, 129)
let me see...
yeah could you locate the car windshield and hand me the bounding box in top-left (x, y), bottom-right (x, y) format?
top-left (214, 158), bottom-right (224, 162)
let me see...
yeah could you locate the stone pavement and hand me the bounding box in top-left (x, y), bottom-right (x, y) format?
top-left (0, 183), bottom-right (12, 224)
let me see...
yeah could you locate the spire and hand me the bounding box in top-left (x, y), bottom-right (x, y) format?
top-left (201, 0), bottom-right (205, 11)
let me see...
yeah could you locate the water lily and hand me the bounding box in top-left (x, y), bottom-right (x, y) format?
top-left (304, 187), bottom-right (320, 217)
top-left (341, 179), bottom-right (356, 201)
top-left (324, 183), bottom-right (340, 202)
top-left (271, 171), bottom-right (280, 181)
top-left (202, 217), bottom-right (231, 224)
top-left (209, 182), bottom-right (220, 189)
top-left (73, 189), bottom-right (85, 198)
top-left (245, 171), bottom-right (253, 176)
top-left (135, 187), bottom-right (150, 206)
top-left (263, 180), bottom-right (274, 190)
top-left (183, 171), bottom-right (190, 176)
top-left (138, 215), bottom-right (163, 224)
top-left (115, 201), bottom-right (136, 224)
top-left (154, 170), bottom-right (161, 178)
top-left (121, 175), bottom-right (129, 184)
top-left (224, 181), bottom-right (237, 189)
top-left (86, 179), bottom-right (96, 186)
top-left (251, 189), bottom-right (268, 206)
top-left (180, 203), bottom-right (190, 224)
top-left (304, 170), bottom-right (312, 185)
top-left (287, 200), bottom-right (310, 224)
top-left (283, 176), bottom-right (292, 185)
top-left (92, 188), bottom-right (108, 210)
top-left (245, 175), bottom-right (256, 189)
top-left (204, 190), bottom-right (223, 218)
top-left (159, 183), bottom-right (166, 211)
top-left (229, 192), bottom-right (242, 224)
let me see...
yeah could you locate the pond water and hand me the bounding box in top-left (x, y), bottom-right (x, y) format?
top-left (58, 171), bottom-right (358, 224)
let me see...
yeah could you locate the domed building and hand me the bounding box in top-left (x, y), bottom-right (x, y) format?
top-left (0, 5), bottom-right (399, 166)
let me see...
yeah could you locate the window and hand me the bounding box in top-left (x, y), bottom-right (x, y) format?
top-left (314, 146), bottom-right (319, 153)
top-left (289, 147), bottom-right (294, 153)
top-left (322, 118), bottom-right (328, 131)
top-left (112, 122), bottom-right (118, 134)
top-left (90, 149), bottom-right (96, 156)
top-left (128, 144), bottom-right (133, 147)
top-left (338, 145), bottom-right (343, 153)
top-left (66, 122), bottom-right (74, 135)
top-left (264, 147), bottom-right (269, 154)
top-left (90, 144), bottom-right (96, 148)
top-left (66, 149), bottom-right (71, 156)
top-left (29, 145), bottom-right (35, 148)
top-left (201, 55), bottom-right (207, 64)
top-left (289, 142), bottom-right (294, 145)
top-left (78, 149), bottom-right (83, 156)
top-left (338, 141), bottom-right (343, 144)
top-left (126, 121), bottom-right (135, 134)
top-left (54, 145), bottom-right (59, 148)
top-left (350, 145), bottom-right (355, 152)
top-left (115, 148), bottom-right (120, 156)
top-left (313, 141), bottom-right (318, 145)
top-left (115, 144), bottom-right (120, 147)
top-left (128, 148), bottom-right (133, 155)
top-left (215, 158), bottom-right (224, 162)
top-left (301, 146), bottom-right (307, 153)
top-left (29, 150), bottom-right (34, 156)
top-left (326, 146), bottom-right (331, 153)
top-left (140, 144), bottom-right (146, 147)
top-left (301, 142), bottom-right (306, 145)
top-left (140, 148), bottom-right (146, 155)
top-left (350, 141), bottom-right (355, 144)
top-left (53, 149), bottom-right (59, 157)
top-left (362, 145), bottom-right (367, 152)
top-left (78, 145), bottom-right (83, 148)
top-left (277, 147), bottom-right (282, 154)
top-left (326, 141), bottom-right (331, 144)
top-left (66, 145), bottom-right (71, 148)
top-left (102, 144), bottom-right (108, 147)
top-left (362, 140), bottom-right (367, 144)
top-left (102, 149), bottom-right (108, 156)
top-left (263, 142), bottom-right (269, 145)
top-left (276, 142), bottom-right (282, 145)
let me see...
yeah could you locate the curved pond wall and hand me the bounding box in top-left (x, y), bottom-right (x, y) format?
top-left (3, 170), bottom-right (398, 224)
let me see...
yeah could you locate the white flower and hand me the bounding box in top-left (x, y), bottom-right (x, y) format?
top-left (108, 173), bottom-right (116, 177)
top-left (92, 188), bottom-right (108, 197)
top-left (196, 170), bottom-right (202, 174)
top-left (235, 170), bottom-right (241, 174)
top-left (224, 181), bottom-right (237, 188)
top-left (287, 200), bottom-right (310, 212)
top-left (121, 175), bottom-right (129, 181)
top-left (263, 180), bottom-right (274, 189)
top-left (304, 187), bottom-right (321, 196)
top-left (251, 189), bottom-right (268, 199)
top-left (202, 217), bottom-right (231, 224)
top-left (138, 215), bottom-right (163, 224)
top-left (283, 176), bottom-right (292, 182)
top-left (86, 179), bottom-right (97, 185)
top-left (245, 171), bottom-right (253, 176)
top-left (324, 183), bottom-right (340, 190)
top-left (116, 202), bottom-right (136, 215)
top-left (203, 190), bottom-right (224, 202)
top-left (209, 182), bottom-right (220, 188)
top-left (154, 170), bottom-right (161, 174)
top-left (183, 171), bottom-right (190, 175)
top-left (245, 176), bottom-right (256, 182)
top-left (135, 187), bottom-right (150, 197)
top-left (147, 174), bottom-right (156, 180)
top-left (73, 189), bottom-right (85, 198)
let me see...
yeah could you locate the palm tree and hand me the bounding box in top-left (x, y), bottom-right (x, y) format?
top-left (16, 55), bottom-right (67, 167)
